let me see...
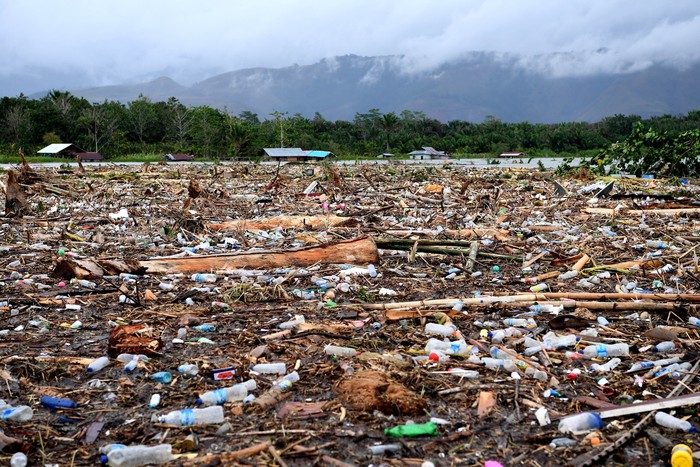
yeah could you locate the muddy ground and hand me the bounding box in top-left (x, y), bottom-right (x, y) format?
top-left (1, 161), bottom-right (699, 466)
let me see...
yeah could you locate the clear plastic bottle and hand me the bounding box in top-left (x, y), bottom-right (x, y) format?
top-left (580, 343), bottom-right (629, 358)
top-left (489, 347), bottom-right (513, 360)
top-left (654, 412), bottom-right (697, 432)
top-left (158, 406), bottom-right (224, 426)
top-left (545, 334), bottom-right (580, 350)
top-left (529, 283), bottom-right (549, 293)
top-left (324, 345), bottom-right (357, 357)
top-left (10, 452), bottom-right (27, 467)
top-left (87, 356), bottom-right (110, 373)
top-left (596, 316), bottom-right (610, 326)
top-left (251, 363), bottom-right (286, 374)
top-left (272, 372), bottom-right (300, 391)
top-left (591, 358), bottom-right (621, 373)
top-left (528, 304), bottom-right (563, 314)
top-left (0, 400), bottom-right (33, 422)
top-left (424, 338), bottom-right (477, 356)
top-left (558, 270), bottom-right (578, 280)
top-left (158, 282), bottom-right (174, 291)
top-left (178, 364), bottom-right (199, 376)
top-left (688, 317), bottom-right (700, 326)
top-left (367, 444), bottom-right (401, 455)
top-left (646, 240), bottom-right (667, 249)
top-left (107, 444), bottom-right (173, 467)
top-left (190, 273), bottom-right (217, 283)
top-left (482, 358), bottom-right (518, 372)
top-left (279, 315), bottom-right (306, 329)
top-left (558, 412), bottom-right (603, 434)
top-left (197, 380), bottom-right (256, 405)
top-left (149, 394), bottom-right (161, 408)
top-left (653, 341), bottom-right (676, 353)
top-left (501, 318), bottom-right (532, 327)
top-left (424, 323), bottom-right (459, 338)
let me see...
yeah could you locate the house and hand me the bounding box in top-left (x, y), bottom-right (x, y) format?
top-left (407, 147), bottom-right (449, 160)
top-left (164, 153), bottom-right (194, 161)
top-left (377, 153), bottom-right (395, 158)
top-left (38, 143), bottom-right (85, 158)
top-left (499, 151), bottom-right (526, 158)
top-left (263, 148), bottom-right (334, 162)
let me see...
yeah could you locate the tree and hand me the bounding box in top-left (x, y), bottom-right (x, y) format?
top-left (165, 98), bottom-right (193, 149)
top-left (127, 94), bottom-right (157, 143)
top-left (79, 101), bottom-right (122, 153)
top-left (377, 112), bottom-right (400, 151)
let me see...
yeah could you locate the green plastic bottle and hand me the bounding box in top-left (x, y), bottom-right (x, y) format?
top-left (385, 421), bottom-right (437, 437)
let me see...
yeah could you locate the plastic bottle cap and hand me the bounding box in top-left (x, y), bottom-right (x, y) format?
top-left (671, 444), bottom-right (693, 467)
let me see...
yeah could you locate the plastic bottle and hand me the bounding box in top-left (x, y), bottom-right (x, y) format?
top-left (124, 358), bottom-right (140, 372)
top-left (150, 372), bottom-right (173, 384)
top-left (106, 444), bottom-right (173, 467)
top-left (368, 444), bottom-right (401, 455)
top-left (190, 273), bottom-right (217, 283)
top-left (41, 395), bottom-right (78, 409)
top-left (591, 358), bottom-right (621, 373)
top-left (544, 334), bottom-right (579, 350)
top-left (158, 282), bottom-right (174, 291)
top-left (425, 338), bottom-right (477, 356)
top-left (655, 412), bottom-right (696, 432)
top-left (324, 345), bottom-right (357, 357)
top-left (10, 452), bottom-right (27, 467)
top-left (197, 380), bottom-right (256, 405)
top-left (384, 421), bottom-right (437, 437)
top-left (272, 372), bottom-right (300, 391)
top-left (251, 363), bottom-right (286, 375)
top-left (87, 356), bottom-right (110, 373)
top-left (279, 315), bottom-right (305, 329)
top-left (596, 316), bottom-right (610, 326)
top-left (0, 401), bottom-right (33, 422)
top-left (528, 304), bottom-right (563, 314)
top-left (558, 412), bottom-right (603, 434)
top-left (149, 394), bottom-right (161, 408)
top-left (549, 438), bottom-right (578, 448)
top-left (158, 406), bottom-right (225, 426)
top-left (489, 347), bottom-right (513, 360)
top-left (653, 341), bottom-right (676, 353)
top-left (580, 343), bottom-right (629, 358)
top-left (558, 270), bottom-right (578, 280)
top-left (178, 364), bottom-right (199, 376)
top-left (671, 444), bottom-right (693, 467)
top-left (75, 279), bottom-right (97, 288)
top-left (646, 240), bottom-right (667, 249)
top-left (688, 317), bottom-right (700, 326)
top-left (424, 323), bottom-right (459, 338)
top-left (529, 283), bottom-right (549, 293)
top-left (482, 358), bottom-right (518, 372)
top-left (502, 318), bottom-right (535, 328)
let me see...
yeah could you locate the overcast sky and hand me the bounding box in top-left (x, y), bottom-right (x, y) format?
top-left (2, 0), bottom-right (700, 96)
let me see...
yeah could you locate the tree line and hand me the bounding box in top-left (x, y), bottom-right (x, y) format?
top-left (2, 90), bottom-right (700, 160)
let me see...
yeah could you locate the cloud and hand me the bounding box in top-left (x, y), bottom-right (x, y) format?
top-left (1, 0), bottom-right (699, 95)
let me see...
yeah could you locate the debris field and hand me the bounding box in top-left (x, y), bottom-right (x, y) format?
top-left (1, 160), bottom-right (700, 466)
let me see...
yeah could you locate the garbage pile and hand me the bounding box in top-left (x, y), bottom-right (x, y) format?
top-left (0, 161), bottom-right (699, 466)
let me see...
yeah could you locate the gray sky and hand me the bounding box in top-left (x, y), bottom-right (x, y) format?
top-left (2, 0), bottom-right (699, 96)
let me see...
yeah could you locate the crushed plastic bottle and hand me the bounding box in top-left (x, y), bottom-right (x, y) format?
top-left (0, 400), bottom-right (33, 422)
top-left (190, 273), bottom-right (217, 283)
top-left (385, 421), bottom-right (437, 437)
top-left (558, 412), bottom-right (603, 434)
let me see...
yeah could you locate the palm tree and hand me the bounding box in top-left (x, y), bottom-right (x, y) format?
top-left (378, 112), bottom-right (401, 152)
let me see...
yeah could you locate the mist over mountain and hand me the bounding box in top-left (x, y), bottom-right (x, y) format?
top-left (53, 54), bottom-right (700, 123)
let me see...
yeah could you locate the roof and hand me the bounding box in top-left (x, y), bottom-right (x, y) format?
top-left (500, 152), bottom-right (526, 156)
top-left (408, 147), bottom-right (447, 156)
top-left (305, 150), bottom-right (333, 158)
top-left (264, 148), bottom-right (306, 157)
top-left (37, 143), bottom-right (85, 154)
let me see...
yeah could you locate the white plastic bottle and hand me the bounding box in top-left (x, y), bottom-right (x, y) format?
top-left (190, 273), bottom-right (217, 283)
top-left (482, 358), bottom-right (518, 372)
top-left (580, 343), bottom-right (629, 358)
top-left (654, 412), bottom-right (697, 432)
top-left (87, 356), bottom-right (110, 373)
top-left (324, 345), bottom-right (357, 357)
top-left (591, 358), bottom-right (621, 373)
top-left (653, 341), bottom-right (676, 353)
top-left (197, 380), bottom-right (256, 406)
top-left (646, 240), bottom-right (667, 249)
top-left (688, 317), bottom-right (700, 326)
top-left (424, 323), bottom-right (459, 338)
top-left (558, 412), bottom-right (603, 434)
top-left (107, 444), bottom-right (173, 467)
top-left (251, 363), bottom-right (286, 375)
top-left (178, 364), bottom-right (199, 376)
top-left (158, 406), bottom-right (224, 426)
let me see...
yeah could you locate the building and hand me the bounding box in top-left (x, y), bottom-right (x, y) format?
top-left (499, 152), bottom-right (526, 158)
top-left (37, 143), bottom-right (103, 161)
top-left (263, 148), bottom-right (334, 162)
top-left (164, 153), bottom-right (194, 161)
top-left (377, 153), bottom-right (395, 158)
top-left (407, 147), bottom-right (449, 160)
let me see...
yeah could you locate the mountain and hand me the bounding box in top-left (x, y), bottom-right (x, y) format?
top-left (60, 54), bottom-right (700, 123)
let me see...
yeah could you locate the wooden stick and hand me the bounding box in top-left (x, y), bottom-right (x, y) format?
top-left (585, 207), bottom-right (700, 216)
top-left (182, 441), bottom-right (271, 465)
top-left (466, 241), bottom-right (479, 272)
top-left (209, 215), bottom-right (356, 231)
top-left (572, 253), bottom-right (590, 271)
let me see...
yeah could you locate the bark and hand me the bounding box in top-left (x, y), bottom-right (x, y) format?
top-left (4, 170), bottom-right (27, 217)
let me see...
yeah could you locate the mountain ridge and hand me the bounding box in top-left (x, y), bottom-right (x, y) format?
top-left (35, 54), bottom-right (700, 123)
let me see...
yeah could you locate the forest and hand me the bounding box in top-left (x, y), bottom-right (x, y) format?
top-left (2, 91), bottom-right (700, 163)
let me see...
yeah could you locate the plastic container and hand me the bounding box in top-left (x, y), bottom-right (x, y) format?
top-left (558, 270), bottom-right (578, 280)
top-left (106, 444), bottom-right (173, 467)
top-left (482, 358), bottom-right (518, 372)
top-left (580, 343), bottom-right (629, 358)
top-left (646, 240), bottom-right (667, 249)
top-left (251, 363), bottom-right (286, 375)
top-left (424, 323), bottom-right (459, 338)
top-left (689, 317), bottom-right (700, 326)
top-left (190, 273), bottom-right (217, 283)
top-left (87, 356), bottom-right (110, 373)
top-left (150, 372), bottom-right (173, 384)
top-left (591, 358), bottom-right (621, 373)
top-left (324, 345), bottom-right (357, 357)
top-left (653, 341), bottom-right (676, 353)
top-left (655, 412), bottom-right (696, 432)
top-left (671, 444), bottom-right (693, 467)
top-left (158, 406), bottom-right (225, 426)
top-left (197, 380), bottom-right (256, 405)
top-left (178, 364), bottom-right (199, 376)
top-left (558, 412), bottom-right (603, 434)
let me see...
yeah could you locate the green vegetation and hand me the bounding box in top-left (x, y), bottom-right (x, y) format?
top-left (1, 91), bottom-right (699, 169)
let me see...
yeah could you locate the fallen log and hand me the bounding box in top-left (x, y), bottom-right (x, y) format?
top-left (209, 215), bottom-right (357, 231)
top-left (585, 207), bottom-right (700, 216)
